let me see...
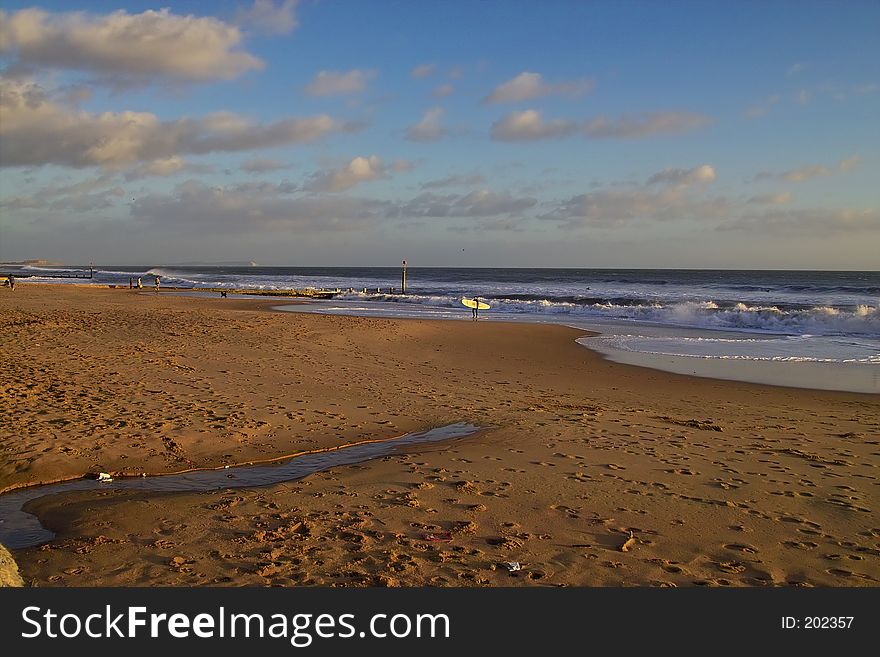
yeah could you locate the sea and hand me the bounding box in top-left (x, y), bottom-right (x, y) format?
top-left (7, 264), bottom-right (879, 393)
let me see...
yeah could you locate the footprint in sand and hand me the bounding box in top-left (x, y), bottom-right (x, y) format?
top-left (656, 560), bottom-right (686, 574)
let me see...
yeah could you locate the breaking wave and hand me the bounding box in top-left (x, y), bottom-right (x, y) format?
top-left (334, 291), bottom-right (880, 338)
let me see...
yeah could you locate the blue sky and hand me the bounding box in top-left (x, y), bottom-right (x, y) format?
top-left (1, 0), bottom-right (878, 267)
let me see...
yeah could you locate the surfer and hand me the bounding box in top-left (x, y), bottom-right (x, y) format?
top-left (462, 296), bottom-right (488, 319)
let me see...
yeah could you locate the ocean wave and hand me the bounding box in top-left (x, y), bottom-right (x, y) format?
top-left (586, 334), bottom-right (880, 364)
top-left (600, 348), bottom-right (880, 364)
top-left (335, 292), bottom-right (880, 337)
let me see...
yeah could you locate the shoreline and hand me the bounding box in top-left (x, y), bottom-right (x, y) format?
top-left (2, 283), bottom-right (878, 587)
top-left (12, 279), bottom-right (880, 395)
top-left (580, 335), bottom-right (880, 395)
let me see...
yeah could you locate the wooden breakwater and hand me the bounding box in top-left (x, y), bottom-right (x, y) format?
top-left (1, 267), bottom-right (94, 280)
top-left (105, 286), bottom-right (404, 298)
top-left (107, 283), bottom-right (403, 299)
top-left (216, 288), bottom-right (340, 298)
top-left (104, 285), bottom-right (340, 298)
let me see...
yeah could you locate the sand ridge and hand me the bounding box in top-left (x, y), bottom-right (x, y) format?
top-left (2, 284), bottom-right (879, 587)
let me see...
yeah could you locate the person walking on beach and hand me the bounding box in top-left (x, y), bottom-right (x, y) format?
top-left (129, 277), bottom-right (132, 289)
top-left (137, 277), bottom-right (142, 289)
top-left (8, 275), bottom-right (14, 292)
top-left (155, 275), bottom-right (161, 293)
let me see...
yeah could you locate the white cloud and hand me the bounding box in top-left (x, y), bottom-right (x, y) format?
top-left (583, 112), bottom-right (713, 138)
top-left (51, 187), bottom-right (126, 212)
top-left (236, 0), bottom-right (298, 36)
top-left (746, 191), bottom-right (793, 205)
top-left (542, 164), bottom-right (727, 228)
top-left (130, 180), bottom-right (387, 233)
top-left (0, 174), bottom-right (125, 212)
top-left (421, 173), bottom-right (487, 189)
top-left (785, 166), bottom-right (833, 182)
top-left (754, 156), bottom-right (860, 183)
top-left (0, 79), bottom-right (348, 168)
top-left (745, 94), bottom-right (781, 118)
top-left (543, 163), bottom-right (879, 236)
top-left (304, 69), bottom-right (375, 96)
top-left (753, 164), bottom-right (833, 183)
top-left (405, 107), bottom-right (447, 142)
top-left (543, 187), bottom-right (728, 228)
top-left (0, 7), bottom-right (263, 82)
top-left (123, 156), bottom-right (213, 180)
top-left (433, 83), bottom-right (454, 98)
top-left (396, 190), bottom-right (537, 218)
top-left (647, 165), bottom-right (717, 187)
top-left (411, 64), bottom-right (434, 79)
top-left (241, 158), bottom-right (288, 173)
top-left (839, 154), bottom-right (861, 172)
top-left (720, 208), bottom-right (880, 234)
top-left (484, 72), bottom-right (594, 103)
top-left (490, 110), bottom-right (577, 141)
top-left (305, 155), bottom-right (392, 192)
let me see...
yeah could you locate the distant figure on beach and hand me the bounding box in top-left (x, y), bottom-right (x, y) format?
top-left (129, 277), bottom-right (132, 289)
top-left (137, 277), bottom-right (142, 289)
top-left (8, 275), bottom-right (14, 291)
top-left (155, 276), bottom-right (160, 292)
top-left (220, 291), bottom-right (227, 298)
top-left (473, 296), bottom-right (479, 320)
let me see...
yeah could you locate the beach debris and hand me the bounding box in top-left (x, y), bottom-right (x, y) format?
top-left (95, 472), bottom-right (113, 483)
top-left (620, 531), bottom-right (636, 552)
top-left (422, 531), bottom-right (453, 542)
top-left (503, 561), bottom-right (522, 573)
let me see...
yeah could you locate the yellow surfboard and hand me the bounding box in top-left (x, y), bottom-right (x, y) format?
top-left (461, 297), bottom-right (490, 310)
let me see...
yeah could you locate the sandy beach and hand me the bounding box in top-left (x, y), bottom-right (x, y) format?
top-left (1, 284), bottom-right (878, 587)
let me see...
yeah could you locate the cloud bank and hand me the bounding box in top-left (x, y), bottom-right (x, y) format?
top-left (0, 79), bottom-right (350, 168)
top-left (0, 7), bottom-right (262, 82)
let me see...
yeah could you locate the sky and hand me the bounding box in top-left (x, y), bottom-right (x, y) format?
top-left (0, 0), bottom-right (878, 268)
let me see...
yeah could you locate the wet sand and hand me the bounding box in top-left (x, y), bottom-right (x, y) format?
top-left (1, 284), bottom-right (878, 586)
